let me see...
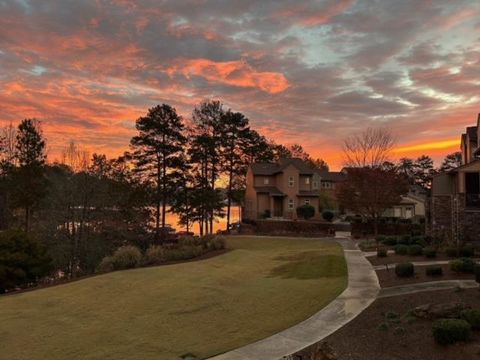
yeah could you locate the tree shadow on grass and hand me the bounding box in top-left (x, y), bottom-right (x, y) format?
top-left (268, 252), bottom-right (346, 280)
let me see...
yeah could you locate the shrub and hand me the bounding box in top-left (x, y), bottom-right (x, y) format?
top-left (432, 319), bottom-right (471, 345)
top-left (411, 235), bottom-right (426, 247)
top-left (208, 235), bottom-right (226, 250)
top-left (97, 256), bottom-right (115, 273)
top-left (377, 248), bottom-right (387, 258)
top-left (111, 246), bottom-right (142, 270)
top-left (450, 258), bottom-right (476, 273)
top-left (164, 245), bottom-right (204, 261)
top-left (395, 262), bottom-right (414, 277)
top-left (408, 244), bottom-right (423, 256)
top-left (296, 205), bottom-right (315, 220)
top-left (382, 236), bottom-right (398, 246)
top-left (395, 244), bottom-right (409, 255)
top-left (423, 246), bottom-right (437, 258)
top-left (445, 247), bottom-right (458, 258)
top-left (322, 210), bottom-right (334, 222)
top-left (144, 245), bottom-right (166, 265)
top-left (376, 235), bottom-right (386, 243)
top-left (460, 244), bottom-right (475, 258)
top-left (398, 235), bottom-right (411, 245)
top-left (461, 309), bottom-right (480, 330)
top-left (475, 264), bottom-right (480, 284)
top-left (262, 209), bottom-right (271, 219)
top-left (425, 265), bottom-right (443, 276)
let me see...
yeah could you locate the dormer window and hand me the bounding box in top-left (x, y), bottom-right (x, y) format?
top-left (288, 176), bottom-right (294, 187)
top-left (264, 177), bottom-right (269, 185)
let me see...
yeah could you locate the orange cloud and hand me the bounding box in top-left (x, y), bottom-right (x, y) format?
top-left (394, 139), bottom-right (460, 154)
top-left (168, 59), bottom-right (290, 94)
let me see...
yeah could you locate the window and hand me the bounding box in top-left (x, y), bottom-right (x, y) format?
top-left (305, 177), bottom-right (310, 185)
top-left (312, 181), bottom-right (318, 189)
top-left (264, 177), bottom-right (269, 185)
top-left (288, 176), bottom-right (294, 187)
top-left (288, 199), bottom-right (294, 209)
top-left (322, 181), bottom-right (331, 189)
top-left (304, 199), bottom-right (310, 205)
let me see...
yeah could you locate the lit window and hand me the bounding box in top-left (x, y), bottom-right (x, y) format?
top-left (305, 177), bottom-right (310, 185)
top-left (288, 176), bottom-right (294, 187)
top-left (264, 177), bottom-right (269, 185)
top-left (304, 199), bottom-right (310, 205)
top-left (288, 199), bottom-right (294, 209)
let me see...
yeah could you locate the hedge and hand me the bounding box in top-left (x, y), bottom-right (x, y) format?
top-left (432, 319), bottom-right (471, 345)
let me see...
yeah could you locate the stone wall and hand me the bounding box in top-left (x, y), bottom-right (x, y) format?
top-left (456, 195), bottom-right (480, 243)
top-left (429, 195), bottom-right (453, 242)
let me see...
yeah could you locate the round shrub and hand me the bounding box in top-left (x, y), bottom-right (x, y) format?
top-left (382, 236), bottom-right (398, 246)
top-left (408, 244), bottom-right (423, 256)
top-left (411, 235), bottom-right (426, 247)
top-left (377, 248), bottom-right (387, 258)
top-left (475, 264), bottom-right (480, 284)
top-left (450, 258), bottom-right (476, 273)
top-left (143, 245), bottom-right (166, 265)
top-left (461, 309), bottom-right (480, 330)
top-left (395, 262), bottom-right (414, 277)
top-left (425, 265), bottom-right (443, 277)
top-left (395, 244), bottom-right (409, 255)
top-left (376, 235), bottom-right (386, 243)
top-left (296, 205), bottom-right (315, 220)
top-left (432, 319), bottom-right (471, 345)
top-left (449, 259), bottom-right (464, 273)
top-left (97, 256), bottom-right (115, 273)
top-left (398, 235), bottom-right (411, 245)
top-left (111, 245), bottom-right (142, 270)
top-left (322, 210), bottom-right (334, 222)
top-left (423, 246), bottom-right (437, 258)
top-left (460, 244), bottom-right (475, 258)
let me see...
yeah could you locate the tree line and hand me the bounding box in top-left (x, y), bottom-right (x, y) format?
top-left (0, 100), bottom-right (328, 280)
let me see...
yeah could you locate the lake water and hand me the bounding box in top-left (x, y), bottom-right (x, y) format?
top-left (164, 206), bottom-right (241, 235)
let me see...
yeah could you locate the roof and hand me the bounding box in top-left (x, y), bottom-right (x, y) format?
top-left (250, 158), bottom-right (316, 176)
top-left (253, 186), bottom-right (285, 196)
top-left (317, 171), bottom-right (346, 182)
top-left (447, 159), bottom-right (480, 173)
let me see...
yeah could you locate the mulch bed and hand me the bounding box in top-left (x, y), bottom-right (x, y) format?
top-left (368, 253), bottom-right (456, 266)
top-left (321, 288), bottom-right (480, 360)
top-left (376, 264), bottom-right (474, 288)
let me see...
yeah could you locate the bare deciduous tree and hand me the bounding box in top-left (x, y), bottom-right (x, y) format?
top-left (343, 127), bottom-right (395, 168)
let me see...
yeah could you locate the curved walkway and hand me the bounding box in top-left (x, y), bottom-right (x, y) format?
top-left (209, 235), bottom-right (380, 360)
top-left (379, 279), bottom-right (479, 298)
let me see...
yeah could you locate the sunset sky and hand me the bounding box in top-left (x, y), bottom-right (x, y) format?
top-left (1, 0), bottom-right (479, 169)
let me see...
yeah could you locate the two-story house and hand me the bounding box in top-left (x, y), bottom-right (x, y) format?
top-left (243, 158), bottom-right (323, 220)
top-left (429, 113), bottom-right (480, 243)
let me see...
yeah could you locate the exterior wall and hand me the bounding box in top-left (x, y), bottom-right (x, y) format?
top-left (432, 173), bottom-right (455, 195)
top-left (253, 175), bottom-right (276, 187)
top-left (281, 164), bottom-right (300, 219)
top-left (299, 175), bottom-right (312, 191)
top-left (257, 193), bottom-right (270, 217)
top-left (430, 195), bottom-right (453, 242)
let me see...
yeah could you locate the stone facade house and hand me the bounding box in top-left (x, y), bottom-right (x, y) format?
top-left (429, 114), bottom-right (480, 243)
top-left (244, 158), bottom-right (327, 220)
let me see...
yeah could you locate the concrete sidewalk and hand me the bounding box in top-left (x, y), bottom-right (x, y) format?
top-left (379, 280), bottom-right (479, 298)
top-left (209, 236), bottom-right (380, 360)
top-left (373, 258), bottom-right (480, 271)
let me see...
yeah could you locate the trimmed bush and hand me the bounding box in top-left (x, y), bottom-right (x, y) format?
top-left (296, 205), bottom-right (315, 220)
top-left (461, 309), bottom-right (480, 330)
top-left (407, 244), bottom-right (423, 256)
top-left (164, 245), bottom-right (204, 261)
top-left (377, 248), bottom-right (387, 258)
top-left (144, 245), bottom-right (166, 265)
top-left (376, 235), bottom-right (386, 243)
top-left (395, 244), bottom-right (409, 255)
top-left (423, 246), bottom-right (437, 258)
top-left (322, 210), bottom-right (334, 222)
top-left (97, 256), bottom-right (115, 273)
top-left (111, 245), bottom-right (142, 270)
top-left (450, 258), bottom-right (476, 273)
top-left (425, 265), bottom-right (443, 276)
top-left (432, 319), bottom-right (471, 345)
top-left (475, 264), bottom-right (480, 284)
top-left (398, 235), bottom-right (411, 245)
top-left (411, 235), bottom-right (427, 247)
top-left (395, 262), bottom-right (414, 277)
top-left (460, 244), bottom-right (475, 258)
top-left (382, 236), bottom-right (398, 246)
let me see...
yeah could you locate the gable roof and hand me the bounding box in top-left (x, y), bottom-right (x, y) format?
top-left (317, 171), bottom-right (346, 182)
top-left (250, 158), bottom-right (315, 175)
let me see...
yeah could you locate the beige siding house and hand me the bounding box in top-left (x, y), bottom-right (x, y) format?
top-left (244, 158), bottom-right (323, 220)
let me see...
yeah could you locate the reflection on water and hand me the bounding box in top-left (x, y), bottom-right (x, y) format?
top-left (164, 206), bottom-right (241, 235)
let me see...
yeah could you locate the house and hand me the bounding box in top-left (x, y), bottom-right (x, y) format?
top-left (429, 113), bottom-right (480, 243)
top-left (243, 158), bottom-right (325, 220)
top-left (384, 189), bottom-right (426, 220)
top-left (318, 170), bottom-right (346, 211)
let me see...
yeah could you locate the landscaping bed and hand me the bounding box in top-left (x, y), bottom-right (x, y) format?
top-left (322, 288), bottom-right (480, 360)
top-left (376, 264), bottom-right (475, 287)
top-left (368, 253), bottom-right (460, 266)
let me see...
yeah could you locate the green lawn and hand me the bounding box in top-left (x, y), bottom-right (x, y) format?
top-left (0, 236), bottom-right (347, 360)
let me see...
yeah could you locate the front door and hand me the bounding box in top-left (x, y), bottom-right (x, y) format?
top-left (273, 197), bottom-right (283, 217)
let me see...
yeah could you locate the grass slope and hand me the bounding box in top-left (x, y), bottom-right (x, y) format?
top-left (0, 236), bottom-right (347, 360)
